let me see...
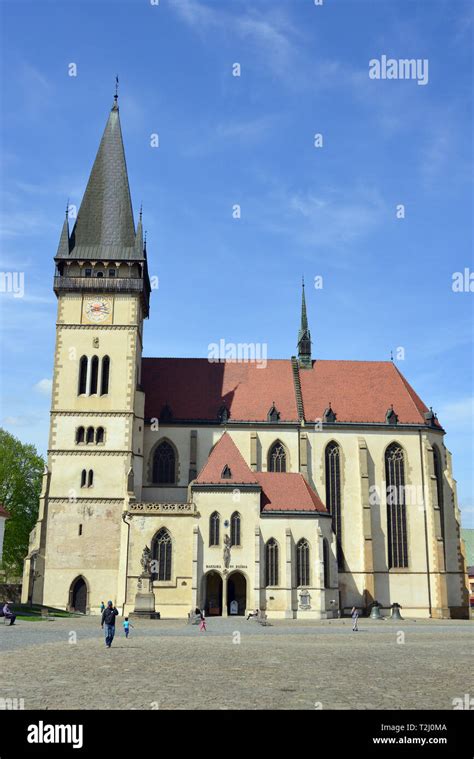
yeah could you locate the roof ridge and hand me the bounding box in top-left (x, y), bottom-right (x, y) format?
top-left (391, 364), bottom-right (429, 423)
top-left (291, 356), bottom-right (305, 421)
top-left (194, 432), bottom-right (258, 484)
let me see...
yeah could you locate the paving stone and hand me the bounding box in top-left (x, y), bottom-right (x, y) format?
top-left (1, 617), bottom-right (471, 710)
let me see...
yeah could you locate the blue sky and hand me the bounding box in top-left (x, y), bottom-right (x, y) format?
top-left (0, 0), bottom-right (472, 525)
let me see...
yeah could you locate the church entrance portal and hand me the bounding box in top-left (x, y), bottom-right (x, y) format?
top-left (204, 571), bottom-right (223, 616)
top-left (69, 577), bottom-right (87, 614)
top-left (227, 572), bottom-right (246, 616)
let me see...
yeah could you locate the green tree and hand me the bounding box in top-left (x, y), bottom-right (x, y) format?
top-left (0, 428), bottom-right (44, 578)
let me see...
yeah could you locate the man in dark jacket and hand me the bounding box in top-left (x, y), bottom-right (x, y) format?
top-left (101, 601), bottom-right (119, 647)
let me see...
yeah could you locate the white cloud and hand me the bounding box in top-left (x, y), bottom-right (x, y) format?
top-left (0, 211), bottom-right (56, 239)
top-left (437, 397), bottom-right (474, 428)
top-left (215, 116), bottom-right (274, 142)
top-left (267, 186), bottom-right (385, 252)
top-left (34, 378), bottom-right (52, 395)
top-left (2, 416), bottom-right (30, 427)
top-left (169, 0), bottom-right (299, 82)
top-left (169, 0), bottom-right (219, 28)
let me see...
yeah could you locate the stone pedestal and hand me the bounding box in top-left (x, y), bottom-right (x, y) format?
top-left (132, 573), bottom-right (160, 619)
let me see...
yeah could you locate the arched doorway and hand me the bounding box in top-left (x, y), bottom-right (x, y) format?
top-left (204, 571), bottom-right (223, 616)
top-left (69, 576), bottom-right (88, 613)
top-left (227, 571), bottom-right (246, 616)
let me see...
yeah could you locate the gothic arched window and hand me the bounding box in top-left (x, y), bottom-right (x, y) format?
top-left (323, 538), bottom-right (330, 589)
top-left (87, 469), bottom-right (94, 488)
top-left (90, 356), bottom-right (99, 395)
top-left (152, 441), bottom-right (176, 484)
top-left (433, 445), bottom-right (445, 546)
top-left (86, 426), bottom-right (94, 444)
top-left (152, 528), bottom-right (172, 581)
top-left (101, 356), bottom-right (110, 395)
top-left (296, 538), bottom-right (310, 586)
top-left (96, 427), bottom-right (104, 444)
top-left (268, 441), bottom-right (287, 472)
top-left (325, 441), bottom-right (343, 569)
top-left (385, 443), bottom-right (408, 569)
top-left (76, 427), bottom-right (85, 444)
top-left (209, 512), bottom-right (220, 546)
top-left (78, 356), bottom-right (88, 395)
top-left (230, 512), bottom-right (241, 546)
top-left (80, 469), bottom-right (86, 488)
top-left (265, 538), bottom-right (279, 586)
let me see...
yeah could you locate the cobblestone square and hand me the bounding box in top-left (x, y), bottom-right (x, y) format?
top-left (1, 617), bottom-right (472, 710)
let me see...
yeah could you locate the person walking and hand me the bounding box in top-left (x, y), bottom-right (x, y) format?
top-left (199, 608), bottom-right (206, 632)
top-left (351, 606), bottom-right (359, 632)
top-left (123, 617), bottom-right (134, 639)
top-left (101, 601), bottom-right (118, 647)
top-left (2, 602), bottom-right (16, 626)
top-left (100, 601), bottom-right (105, 614)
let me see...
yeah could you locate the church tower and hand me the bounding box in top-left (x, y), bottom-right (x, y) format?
top-left (297, 278), bottom-right (312, 368)
top-left (22, 95), bottom-right (150, 612)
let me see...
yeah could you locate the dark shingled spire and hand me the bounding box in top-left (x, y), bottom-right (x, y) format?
top-left (135, 204), bottom-right (144, 258)
top-left (68, 98), bottom-right (138, 259)
top-left (297, 278), bottom-right (312, 369)
top-left (56, 205), bottom-right (70, 257)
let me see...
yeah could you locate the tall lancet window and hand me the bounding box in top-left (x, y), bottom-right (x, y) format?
top-left (90, 356), bottom-right (99, 395)
top-left (432, 446), bottom-right (445, 547)
top-left (152, 528), bottom-right (172, 581)
top-left (296, 538), bottom-right (310, 586)
top-left (268, 441), bottom-right (287, 472)
top-left (101, 356), bottom-right (110, 395)
top-left (78, 356), bottom-right (88, 395)
top-left (385, 443), bottom-right (409, 569)
top-left (325, 441), bottom-right (343, 569)
top-left (265, 538), bottom-right (279, 586)
top-left (152, 441), bottom-right (176, 484)
top-left (230, 512), bottom-right (241, 546)
top-left (323, 539), bottom-right (330, 589)
top-left (209, 512), bottom-right (220, 546)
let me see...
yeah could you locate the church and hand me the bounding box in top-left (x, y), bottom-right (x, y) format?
top-left (22, 97), bottom-right (469, 620)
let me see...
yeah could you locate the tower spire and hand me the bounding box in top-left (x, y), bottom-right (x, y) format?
top-left (68, 97), bottom-right (136, 253)
top-left (297, 277), bottom-right (312, 369)
top-left (56, 201), bottom-right (70, 257)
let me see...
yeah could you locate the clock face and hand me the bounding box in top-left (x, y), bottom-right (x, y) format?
top-left (83, 297), bottom-right (112, 323)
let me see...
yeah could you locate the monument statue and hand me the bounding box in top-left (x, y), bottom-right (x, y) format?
top-left (140, 545), bottom-right (152, 574)
top-left (223, 534), bottom-right (231, 568)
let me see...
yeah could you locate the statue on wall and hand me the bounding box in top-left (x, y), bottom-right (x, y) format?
top-left (223, 534), bottom-right (231, 568)
top-left (140, 545), bottom-right (152, 574)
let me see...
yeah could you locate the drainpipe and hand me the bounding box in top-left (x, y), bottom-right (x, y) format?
top-left (419, 430), bottom-right (432, 617)
top-left (122, 513), bottom-right (132, 616)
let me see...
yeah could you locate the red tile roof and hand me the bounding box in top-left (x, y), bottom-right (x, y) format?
top-left (193, 433), bottom-right (326, 513)
top-left (257, 472), bottom-right (326, 513)
top-left (142, 357), bottom-right (438, 426)
top-left (299, 360), bottom-right (434, 425)
top-left (142, 358), bottom-right (298, 422)
top-left (195, 432), bottom-right (258, 485)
